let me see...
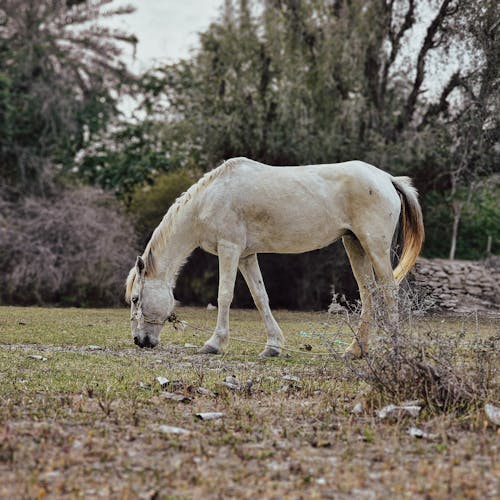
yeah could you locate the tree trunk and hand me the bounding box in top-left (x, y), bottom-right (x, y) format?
top-left (449, 200), bottom-right (463, 260)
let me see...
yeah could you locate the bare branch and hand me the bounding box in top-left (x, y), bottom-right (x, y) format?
top-left (417, 70), bottom-right (463, 130)
top-left (398, 0), bottom-right (459, 131)
top-left (380, 0), bottom-right (416, 104)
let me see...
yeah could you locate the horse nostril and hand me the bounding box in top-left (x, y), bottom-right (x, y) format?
top-left (134, 336), bottom-right (140, 345)
top-left (143, 335), bottom-right (152, 348)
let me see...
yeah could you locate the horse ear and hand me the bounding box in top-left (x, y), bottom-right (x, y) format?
top-left (135, 256), bottom-right (145, 275)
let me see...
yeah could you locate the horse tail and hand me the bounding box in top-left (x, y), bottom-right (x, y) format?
top-left (391, 176), bottom-right (425, 283)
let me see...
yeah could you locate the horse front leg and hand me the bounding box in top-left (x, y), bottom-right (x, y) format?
top-left (200, 241), bottom-right (240, 355)
top-left (239, 254), bottom-right (284, 357)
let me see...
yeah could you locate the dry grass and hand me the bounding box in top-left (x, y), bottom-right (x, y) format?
top-left (0, 306), bottom-right (498, 499)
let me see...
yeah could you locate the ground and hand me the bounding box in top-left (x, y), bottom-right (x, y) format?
top-left (0, 306), bottom-right (498, 499)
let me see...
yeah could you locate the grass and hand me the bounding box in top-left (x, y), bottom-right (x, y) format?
top-left (0, 306), bottom-right (498, 499)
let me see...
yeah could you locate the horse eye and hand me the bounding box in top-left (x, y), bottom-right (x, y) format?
top-left (132, 296), bottom-right (139, 304)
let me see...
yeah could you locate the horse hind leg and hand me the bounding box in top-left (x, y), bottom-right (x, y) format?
top-left (360, 235), bottom-right (399, 332)
top-left (239, 254), bottom-right (284, 357)
top-left (342, 235), bottom-right (375, 359)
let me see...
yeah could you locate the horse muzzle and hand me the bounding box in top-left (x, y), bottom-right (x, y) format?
top-left (133, 334), bottom-right (158, 349)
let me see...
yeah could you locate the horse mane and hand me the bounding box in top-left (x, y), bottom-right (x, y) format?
top-left (138, 157), bottom-right (246, 280)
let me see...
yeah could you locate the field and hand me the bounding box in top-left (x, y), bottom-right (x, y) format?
top-left (0, 306), bottom-right (498, 499)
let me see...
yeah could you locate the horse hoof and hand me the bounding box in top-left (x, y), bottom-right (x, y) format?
top-left (199, 344), bottom-right (221, 355)
top-left (259, 347), bottom-right (280, 358)
top-left (343, 347), bottom-right (363, 360)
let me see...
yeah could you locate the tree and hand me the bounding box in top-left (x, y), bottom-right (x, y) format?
top-left (0, 0), bottom-right (137, 194)
top-left (445, 0), bottom-right (499, 258)
top-left (65, 0), bottom-right (498, 308)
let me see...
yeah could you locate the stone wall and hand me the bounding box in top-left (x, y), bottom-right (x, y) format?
top-left (409, 257), bottom-right (500, 314)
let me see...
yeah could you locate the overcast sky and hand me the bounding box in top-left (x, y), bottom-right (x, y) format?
top-left (107, 0), bottom-right (223, 73)
top-left (105, 0), bottom-right (462, 107)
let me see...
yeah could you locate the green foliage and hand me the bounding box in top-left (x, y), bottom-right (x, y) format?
top-left (129, 169), bottom-right (198, 242)
top-left (158, 0), bottom-right (378, 167)
top-left (2, 0), bottom-right (498, 307)
top-left (114, 0), bottom-right (497, 307)
top-left (77, 0), bottom-right (497, 307)
top-left (424, 182), bottom-right (500, 259)
top-left (0, 0), bottom-right (136, 193)
top-left (76, 120), bottom-right (173, 199)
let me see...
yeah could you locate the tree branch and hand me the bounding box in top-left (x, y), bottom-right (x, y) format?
top-left (417, 70), bottom-right (462, 130)
top-left (380, 0), bottom-right (416, 105)
top-left (398, 0), bottom-right (458, 131)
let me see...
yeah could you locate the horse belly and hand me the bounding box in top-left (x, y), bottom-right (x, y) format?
top-left (244, 203), bottom-right (345, 254)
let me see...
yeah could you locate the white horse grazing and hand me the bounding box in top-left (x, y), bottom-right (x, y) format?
top-left (126, 157), bottom-right (424, 358)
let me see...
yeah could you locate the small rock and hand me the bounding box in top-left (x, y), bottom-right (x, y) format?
top-left (408, 426), bottom-right (437, 440)
top-left (221, 382), bottom-right (240, 390)
top-left (282, 375), bottom-right (300, 382)
top-left (168, 380), bottom-right (184, 392)
top-left (184, 343), bottom-right (198, 348)
top-left (244, 379), bottom-right (255, 392)
top-left (156, 376), bottom-right (169, 387)
top-left (408, 427), bottom-right (423, 438)
top-left (161, 392), bottom-right (191, 403)
top-left (72, 440), bottom-right (83, 450)
top-left (224, 375), bottom-right (239, 386)
top-left (139, 382), bottom-right (152, 390)
top-left (352, 402), bottom-right (363, 415)
top-left (158, 425), bottom-right (190, 435)
top-left (485, 404), bottom-right (500, 426)
top-left (41, 471), bottom-right (62, 480)
top-left (197, 387), bottom-right (215, 397)
top-left (87, 345), bottom-right (102, 351)
top-left (221, 375), bottom-right (241, 390)
top-left (27, 355), bottom-right (47, 361)
top-left (195, 412), bottom-right (225, 420)
top-left (377, 404), bottom-right (421, 419)
top-left (278, 383), bottom-right (302, 393)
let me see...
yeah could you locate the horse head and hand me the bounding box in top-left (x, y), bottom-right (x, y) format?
top-left (127, 256), bottom-right (175, 348)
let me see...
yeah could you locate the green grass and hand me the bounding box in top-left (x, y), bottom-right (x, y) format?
top-left (0, 306), bottom-right (498, 498)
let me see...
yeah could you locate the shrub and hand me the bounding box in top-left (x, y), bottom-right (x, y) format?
top-left (128, 169), bottom-right (197, 245)
top-left (0, 187), bottom-right (137, 306)
top-left (329, 287), bottom-right (499, 415)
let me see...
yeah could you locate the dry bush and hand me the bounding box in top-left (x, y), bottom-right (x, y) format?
top-left (0, 187), bottom-right (137, 306)
top-left (331, 287), bottom-right (499, 415)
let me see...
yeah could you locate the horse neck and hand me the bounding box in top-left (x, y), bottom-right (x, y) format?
top-left (148, 205), bottom-right (198, 287)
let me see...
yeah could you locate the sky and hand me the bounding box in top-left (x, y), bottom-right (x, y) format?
top-left (104, 0), bottom-right (463, 108)
top-left (106, 0), bottom-right (223, 73)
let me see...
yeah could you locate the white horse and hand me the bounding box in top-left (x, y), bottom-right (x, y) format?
top-left (126, 157), bottom-right (424, 358)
